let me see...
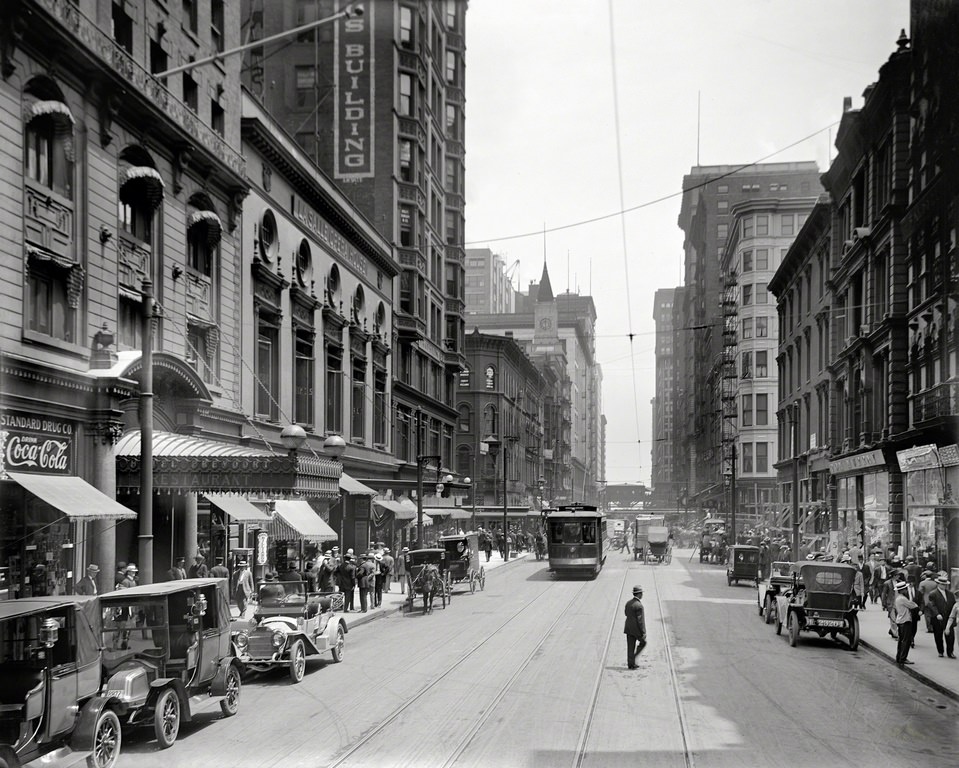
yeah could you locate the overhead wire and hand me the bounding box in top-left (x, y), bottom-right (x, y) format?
top-left (464, 121), bottom-right (840, 247)
top-left (606, 0), bottom-right (644, 477)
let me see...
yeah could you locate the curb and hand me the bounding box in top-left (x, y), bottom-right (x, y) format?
top-left (859, 638), bottom-right (959, 703)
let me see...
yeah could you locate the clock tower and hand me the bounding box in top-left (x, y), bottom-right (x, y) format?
top-left (533, 262), bottom-right (559, 348)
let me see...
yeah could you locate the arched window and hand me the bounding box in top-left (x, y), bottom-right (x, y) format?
top-left (482, 405), bottom-right (497, 437)
top-left (186, 192), bottom-right (222, 279)
top-left (23, 77), bottom-right (80, 344)
top-left (456, 445), bottom-right (471, 477)
top-left (24, 80), bottom-right (75, 198)
top-left (457, 403), bottom-right (471, 432)
top-left (118, 145), bottom-right (163, 246)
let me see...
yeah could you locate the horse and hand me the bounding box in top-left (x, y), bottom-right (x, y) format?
top-left (416, 563), bottom-right (445, 614)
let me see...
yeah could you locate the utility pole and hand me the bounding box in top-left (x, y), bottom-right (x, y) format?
top-left (730, 442), bottom-right (737, 543)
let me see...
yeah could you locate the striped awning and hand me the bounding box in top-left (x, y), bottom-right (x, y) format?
top-left (203, 494), bottom-right (271, 524)
top-left (271, 500), bottom-right (337, 542)
top-left (339, 472), bottom-right (376, 495)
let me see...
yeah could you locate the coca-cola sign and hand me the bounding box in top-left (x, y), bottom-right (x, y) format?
top-left (0, 413), bottom-right (74, 476)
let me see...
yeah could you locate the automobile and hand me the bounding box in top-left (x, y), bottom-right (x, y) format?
top-left (0, 596), bottom-right (122, 768)
top-left (757, 561), bottom-right (794, 623)
top-left (230, 581), bottom-right (347, 683)
top-left (98, 578), bottom-right (241, 750)
top-left (725, 544), bottom-right (761, 586)
top-left (773, 562), bottom-right (860, 651)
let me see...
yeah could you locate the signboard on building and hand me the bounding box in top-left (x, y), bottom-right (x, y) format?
top-left (829, 449), bottom-right (886, 476)
top-left (334, 4), bottom-right (374, 179)
top-left (896, 444), bottom-right (941, 472)
top-left (0, 413), bottom-right (75, 476)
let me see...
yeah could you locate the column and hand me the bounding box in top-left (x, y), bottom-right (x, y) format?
top-left (182, 493), bottom-right (199, 564)
top-left (90, 422), bottom-right (122, 585)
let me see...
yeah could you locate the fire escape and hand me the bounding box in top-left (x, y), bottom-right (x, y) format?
top-left (721, 271), bottom-right (740, 527)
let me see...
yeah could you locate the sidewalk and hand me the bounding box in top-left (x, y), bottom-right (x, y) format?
top-left (856, 600), bottom-right (959, 701)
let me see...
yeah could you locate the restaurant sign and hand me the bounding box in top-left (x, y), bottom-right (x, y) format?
top-left (0, 413), bottom-right (74, 476)
top-left (828, 449), bottom-right (886, 476)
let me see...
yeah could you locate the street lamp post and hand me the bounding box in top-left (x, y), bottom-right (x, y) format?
top-left (790, 403), bottom-right (801, 561)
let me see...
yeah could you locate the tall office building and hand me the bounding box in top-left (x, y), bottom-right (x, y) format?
top-left (242, 1), bottom-right (469, 495)
top-left (465, 247), bottom-right (515, 314)
top-left (677, 163), bottom-right (822, 523)
top-left (651, 288), bottom-right (677, 505)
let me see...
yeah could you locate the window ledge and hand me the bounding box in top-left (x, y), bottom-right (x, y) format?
top-left (22, 330), bottom-right (88, 359)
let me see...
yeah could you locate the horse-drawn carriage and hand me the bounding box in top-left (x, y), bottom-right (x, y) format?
top-left (404, 549), bottom-right (453, 614)
top-left (644, 526), bottom-right (672, 564)
top-left (439, 534), bottom-right (486, 593)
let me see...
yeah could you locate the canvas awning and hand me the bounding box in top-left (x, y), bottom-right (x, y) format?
top-left (203, 494), bottom-right (271, 524)
top-left (339, 472), bottom-right (376, 495)
top-left (372, 499), bottom-right (405, 514)
top-left (424, 507), bottom-right (472, 520)
top-left (6, 472), bottom-right (137, 521)
top-left (271, 500), bottom-right (337, 541)
top-left (391, 498), bottom-right (418, 520)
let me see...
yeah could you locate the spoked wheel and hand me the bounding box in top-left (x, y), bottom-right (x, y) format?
top-left (479, 567), bottom-right (486, 591)
top-left (87, 707), bottom-right (122, 768)
top-left (764, 596), bottom-right (774, 625)
top-left (787, 612), bottom-right (800, 647)
top-left (331, 626), bottom-right (345, 662)
top-left (289, 640), bottom-right (306, 684)
top-left (469, 572), bottom-right (476, 593)
top-left (219, 665), bottom-right (241, 717)
top-left (153, 688), bottom-right (180, 749)
top-left (848, 613), bottom-right (860, 651)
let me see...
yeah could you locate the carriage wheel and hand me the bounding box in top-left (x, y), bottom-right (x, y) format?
top-left (479, 567), bottom-right (486, 591)
top-left (469, 571), bottom-right (476, 593)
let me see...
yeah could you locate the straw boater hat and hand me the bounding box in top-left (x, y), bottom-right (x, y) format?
top-left (632, 585), bottom-right (643, 595)
top-left (86, 564), bottom-right (100, 573)
top-left (895, 581), bottom-right (909, 591)
top-left (936, 573), bottom-right (950, 585)
top-left (125, 563), bottom-right (138, 573)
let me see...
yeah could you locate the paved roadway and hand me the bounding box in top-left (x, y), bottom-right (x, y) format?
top-left (115, 549), bottom-right (958, 768)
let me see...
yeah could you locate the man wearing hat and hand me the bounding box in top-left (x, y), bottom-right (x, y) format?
top-left (166, 556), bottom-right (187, 581)
top-left (926, 573), bottom-right (957, 658)
top-left (893, 580), bottom-right (918, 665)
top-left (75, 564), bottom-right (100, 595)
top-left (356, 554), bottom-right (375, 613)
top-left (624, 585), bottom-right (647, 669)
top-left (210, 556), bottom-right (229, 579)
top-left (188, 554), bottom-right (209, 579)
top-left (316, 552), bottom-right (336, 592)
top-left (117, 564), bottom-right (138, 590)
top-left (335, 553), bottom-right (357, 611)
top-left (233, 560), bottom-right (254, 615)
top-left (395, 547), bottom-right (408, 594)
top-left (381, 548), bottom-right (394, 594)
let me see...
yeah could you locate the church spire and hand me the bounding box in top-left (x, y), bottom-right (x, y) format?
top-left (537, 261), bottom-right (554, 303)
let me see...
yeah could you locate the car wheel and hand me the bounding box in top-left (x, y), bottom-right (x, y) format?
top-left (764, 596), bottom-right (774, 625)
top-left (331, 626), bottom-right (345, 663)
top-left (775, 613), bottom-right (783, 635)
top-left (726, 574), bottom-right (732, 586)
top-left (153, 688), bottom-right (180, 749)
top-left (87, 708), bottom-right (122, 768)
top-left (219, 665), bottom-right (241, 717)
top-left (289, 640), bottom-right (306, 684)
top-left (848, 613), bottom-right (860, 651)
top-left (788, 612), bottom-right (800, 648)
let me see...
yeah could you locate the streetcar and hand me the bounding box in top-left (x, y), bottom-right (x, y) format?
top-left (545, 504), bottom-right (609, 577)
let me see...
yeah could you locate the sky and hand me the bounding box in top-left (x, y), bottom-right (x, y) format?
top-left (463, 0), bottom-right (910, 486)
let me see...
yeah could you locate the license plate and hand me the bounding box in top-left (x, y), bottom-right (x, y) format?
top-left (815, 619), bottom-right (844, 628)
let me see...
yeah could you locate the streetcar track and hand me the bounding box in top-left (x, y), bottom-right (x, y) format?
top-left (650, 563), bottom-right (696, 768)
top-left (571, 561), bottom-right (632, 768)
top-left (324, 577), bottom-right (568, 768)
top-left (440, 577), bottom-right (599, 768)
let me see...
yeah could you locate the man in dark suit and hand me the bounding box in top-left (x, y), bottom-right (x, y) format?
top-left (75, 564), bottom-right (100, 595)
top-left (167, 556), bottom-right (187, 581)
top-left (624, 585), bottom-right (647, 669)
top-left (926, 574), bottom-right (957, 658)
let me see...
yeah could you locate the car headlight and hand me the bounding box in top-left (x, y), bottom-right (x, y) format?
top-left (235, 633), bottom-right (249, 649)
top-left (271, 630), bottom-right (285, 648)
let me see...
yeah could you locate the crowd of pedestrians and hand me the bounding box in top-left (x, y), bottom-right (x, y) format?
top-left (228, 543), bottom-right (405, 616)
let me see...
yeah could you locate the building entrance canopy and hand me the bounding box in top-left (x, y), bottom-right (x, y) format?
top-left (115, 431), bottom-right (340, 498)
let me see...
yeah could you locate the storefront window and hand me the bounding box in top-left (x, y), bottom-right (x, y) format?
top-left (862, 473), bottom-right (889, 555)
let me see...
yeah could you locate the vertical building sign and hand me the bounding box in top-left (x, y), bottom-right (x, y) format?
top-left (334, 2), bottom-right (374, 179)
